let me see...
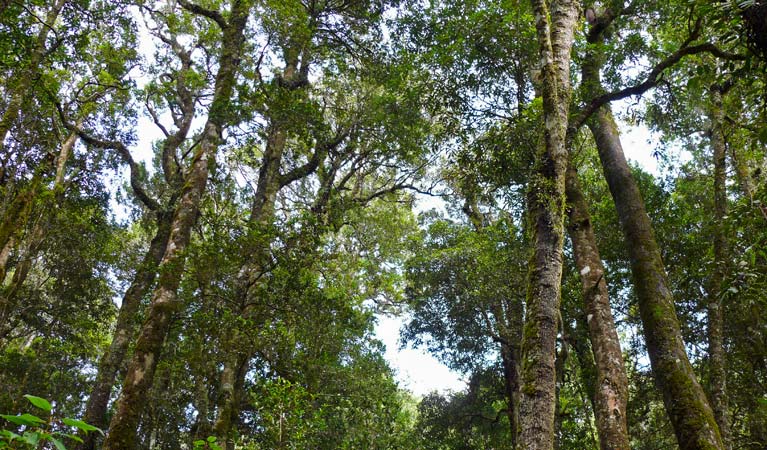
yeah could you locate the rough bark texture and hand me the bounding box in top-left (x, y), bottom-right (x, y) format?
top-left (102, 3), bottom-right (250, 447)
top-left (584, 67), bottom-right (724, 448)
top-left (519, 1), bottom-right (578, 449)
top-left (78, 213), bottom-right (172, 450)
top-left (565, 164), bottom-right (630, 450)
top-left (706, 86), bottom-right (731, 450)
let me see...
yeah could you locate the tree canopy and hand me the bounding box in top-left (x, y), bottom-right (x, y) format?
top-left (1, 0), bottom-right (766, 449)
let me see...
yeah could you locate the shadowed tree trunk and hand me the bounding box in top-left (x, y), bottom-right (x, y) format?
top-left (706, 84), bottom-right (731, 450)
top-left (78, 212), bottom-right (172, 450)
top-left (518, 1), bottom-right (579, 448)
top-left (102, 2), bottom-right (251, 447)
top-left (582, 58), bottom-right (724, 448)
top-left (565, 163), bottom-right (630, 450)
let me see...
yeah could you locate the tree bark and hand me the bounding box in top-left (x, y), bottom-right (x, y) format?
top-left (102, 3), bottom-right (250, 447)
top-left (565, 163), bottom-right (630, 450)
top-left (0, 129), bottom-right (77, 339)
top-left (584, 77), bottom-right (724, 449)
top-left (500, 343), bottom-right (521, 449)
top-left (518, 1), bottom-right (579, 449)
top-left (706, 85), bottom-right (731, 450)
top-left (209, 39), bottom-right (329, 442)
top-left (78, 212), bottom-right (172, 450)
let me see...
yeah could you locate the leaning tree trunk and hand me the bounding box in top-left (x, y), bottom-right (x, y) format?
top-left (0, 129), bottom-right (77, 339)
top-left (518, 1), bottom-right (579, 448)
top-left (706, 85), bottom-right (731, 449)
top-left (583, 55), bottom-right (724, 447)
top-left (102, 4), bottom-right (250, 447)
top-left (565, 163), bottom-right (630, 450)
top-left (78, 212), bottom-right (171, 450)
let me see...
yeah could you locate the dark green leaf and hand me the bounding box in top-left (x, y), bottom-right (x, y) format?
top-left (52, 437), bottom-right (67, 450)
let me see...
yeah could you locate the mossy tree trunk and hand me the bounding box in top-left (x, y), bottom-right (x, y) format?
top-left (706, 84), bottom-right (731, 450)
top-left (565, 163), bottom-right (630, 450)
top-left (79, 41), bottom-right (196, 448)
top-left (102, 3), bottom-right (251, 447)
top-left (583, 61), bottom-right (725, 448)
top-left (78, 212), bottom-right (172, 450)
top-left (518, 1), bottom-right (579, 448)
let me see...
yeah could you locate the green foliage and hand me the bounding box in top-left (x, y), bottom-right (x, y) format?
top-left (0, 395), bottom-right (102, 449)
top-left (3, 0), bottom-right (767, 448)
top-left (193, 436), bottom-right (223, 450)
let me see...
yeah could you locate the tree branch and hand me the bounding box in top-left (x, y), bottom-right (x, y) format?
top-left (177, 0), bottom-right (227, 30)
top-left (569, 43), bottom-right (746, 136)
top-left (278, 130), bottom-right (349, 188)
top-left (51, 100), bottom-right (161, 211)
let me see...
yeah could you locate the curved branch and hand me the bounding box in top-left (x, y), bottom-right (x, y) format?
top-left (51, 99), bottom-right (161, 211)
top-left (177, 0), bottom-right (227, 30)
top-left (569, 43), bottom-right (746, 136)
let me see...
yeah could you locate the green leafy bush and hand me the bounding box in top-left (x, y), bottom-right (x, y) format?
top-left (0, 395), bottom-right (102, 449)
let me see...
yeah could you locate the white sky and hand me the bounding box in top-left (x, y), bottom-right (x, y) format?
top-left (377, 112), bottom-right (664, 397)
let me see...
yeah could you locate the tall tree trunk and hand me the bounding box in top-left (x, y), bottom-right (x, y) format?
top-left (78, 212), bottom-right (172, 450)
top-left (500, 343), bottom-right (521, 449)
top-left (210, 122), bottom-right (287, 449)
top-left (0, 129), bottom-right (77, 339)
top-left (210, 43), bottom-right (330, 442)
top-left (102, 4), bottom-right (250, 447)
top-left (565, 163), bottom-right (630, 450)
top-left (706, 85), bottom-right (731, 449)
top-left (575, 7), bottom-right (724, 446)
top-left (518, 1), bottom-right (578, 448)
top-left (583, 68), bottom-right (724, 448)
top-left (0, 0), bottom-right (67, 152)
